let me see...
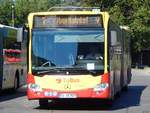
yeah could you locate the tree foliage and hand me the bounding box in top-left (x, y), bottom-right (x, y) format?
top-left (0, 0), bottom-right (149, 52)
top-left (82, 0), bottom-right (150, 52)
top-left (129, 0), bottom-right (150, 52)
top-left (0, 0), bottom-right (61, 26)
top-left (0, 0), bottom-right (13, 25)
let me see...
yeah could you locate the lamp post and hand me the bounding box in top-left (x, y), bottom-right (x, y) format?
top-left (11, 4), bottom-right (15, 27)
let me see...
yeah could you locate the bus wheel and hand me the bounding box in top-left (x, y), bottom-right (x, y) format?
top-left (122, 85), bottom-right (128, 91)
top-left (39, 99), bottom-right (48, 108)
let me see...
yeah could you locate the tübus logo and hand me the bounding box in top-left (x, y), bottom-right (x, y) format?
top-left (56, 78), bottom-right (80, 84)
top-left (56, 78), bottom-right (62, 84)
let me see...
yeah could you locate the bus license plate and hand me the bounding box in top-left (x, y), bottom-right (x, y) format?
top-left (59, 93), bottom-right (77, 98)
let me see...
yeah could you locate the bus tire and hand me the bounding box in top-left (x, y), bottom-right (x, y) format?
top-left (122, 85), bottom-right (128, 91)
top-left (127, 68), bottom-right (132, 84)
top-left (111, 73), bottom-right (115, 99)
top-left (39, 99), bottom-right (48, 108)
top-left (120, 73), bottom-right (124, 90)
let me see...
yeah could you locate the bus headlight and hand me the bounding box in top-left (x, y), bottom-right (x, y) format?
top-left (28, 83), bottom-right (42, 92)
top-left (93, 83), bottom-right (109, 92)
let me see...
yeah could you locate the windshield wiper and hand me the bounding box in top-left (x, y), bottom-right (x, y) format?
top-left (33, 67), bottom-right (75, 75)
top-left (33, 69), bottom-right (57, 75)
top-left (33, 66), bottom-right (101, 76)
top-left (56, 67), bottom-right (99, 76)
top-left (36, 70), bottom-right (52, 75)
top-left (87, 70), bottom-right (97, 75)
top-left (41, 61), bottom-right (56, 67)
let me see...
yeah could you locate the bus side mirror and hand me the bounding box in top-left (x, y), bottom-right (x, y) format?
top-left (24, 24), bottom-right (29, 41)
top-left (17, 28), bottom-right (23, 42)
top-left (17, 25), bottom-right (29, 43)
top-left (110, 30), bottom-right (117, 46)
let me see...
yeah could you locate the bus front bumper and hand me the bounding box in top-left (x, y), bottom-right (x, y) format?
top-left (27, 85), bottom-right (110, 100)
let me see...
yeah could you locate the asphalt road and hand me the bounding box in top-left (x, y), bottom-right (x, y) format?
top-left (0, 69), bottom-right (150, 113)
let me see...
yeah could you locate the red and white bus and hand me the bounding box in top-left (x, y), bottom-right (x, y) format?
top-left (27, 7), bottom-right (132, 107)
top-left (0, 24), bottom-right (27, 91)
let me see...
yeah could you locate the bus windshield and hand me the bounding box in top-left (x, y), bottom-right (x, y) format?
top-left (32, 28), bottom-right (104, 72)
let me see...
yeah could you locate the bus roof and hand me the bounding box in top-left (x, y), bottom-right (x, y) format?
top-left (0, 24), bottom-right (18, 38)
top-left (28, 10), bottom-right (106, 17)
top-left (48, 6), bottom-right (101, 11)
top-left (0, 24), bottom-right (18, 30)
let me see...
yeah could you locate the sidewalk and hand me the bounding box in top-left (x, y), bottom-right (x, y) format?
top-left (132, 67), bottom-right (150, 76)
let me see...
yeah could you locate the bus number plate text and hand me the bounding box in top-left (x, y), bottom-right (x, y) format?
top-left (59, 93), bottom-right (77, 98)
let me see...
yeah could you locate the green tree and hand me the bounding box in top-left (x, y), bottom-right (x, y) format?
top-left (0, 0), bottom-right (14, 25)
top-left (0, 0), bottom-right (149, 53)
top-left (15, 0), bottom-right (61, 26)
top-left (80, 0), bottom-right (150, 52)
top-left (109, 0), bottom-right (150, 52)
top-left (129, 0), bottom-right (150, 52)
top-left (81, 0), bottom-right (115, 10)
top-left (0, 0), bottom-right (61, 26)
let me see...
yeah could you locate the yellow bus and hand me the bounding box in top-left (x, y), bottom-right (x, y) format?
top-left (0, 24), bottom-right (27, 91)
top-left (27, 7), bottom-right (132, 107)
